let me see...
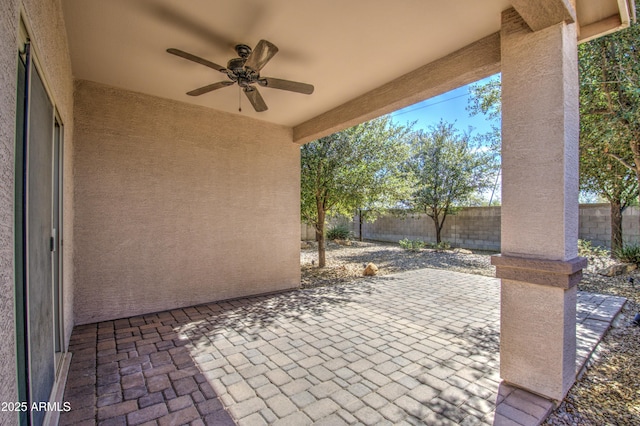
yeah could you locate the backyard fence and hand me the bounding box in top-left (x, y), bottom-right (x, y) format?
top-left (302, 204), bottom-right (640, 251)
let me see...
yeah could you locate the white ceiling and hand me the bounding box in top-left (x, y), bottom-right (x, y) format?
top-left (61, 0), bottom-right (631, 127)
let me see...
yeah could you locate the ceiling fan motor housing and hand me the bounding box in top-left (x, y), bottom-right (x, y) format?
top-left (226, 57), bottom-right (259, 87)
top-left (226, 57), bottom-right (245, 71)
top-left (235, 44), bottom-right (252, 58)
top-left (227, 43), bottom-right (258, 87)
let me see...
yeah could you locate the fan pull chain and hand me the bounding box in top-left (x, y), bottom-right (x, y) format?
top-left (238, 86), bottom-right (242, 112)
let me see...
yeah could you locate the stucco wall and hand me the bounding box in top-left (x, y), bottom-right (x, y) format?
top-left (73, 80), bottom-right (300, 324)
top-left (0, 0), bottom-right (20, 416)
top-left (0, 0), bottom-right (75, 414)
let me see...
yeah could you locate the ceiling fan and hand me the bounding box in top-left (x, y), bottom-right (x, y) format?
top-left (167, 40), bottom-right (314, 112)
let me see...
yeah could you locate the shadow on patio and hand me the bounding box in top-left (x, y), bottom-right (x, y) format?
top-left (58, 268), bottom-right (624, 426)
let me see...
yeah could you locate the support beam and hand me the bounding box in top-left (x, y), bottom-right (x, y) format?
top-left (579, 14), bottom-right (624, 42)
top-left (495, 8), bottom-right (583, 401)
top-left (292, 33), bottom-right (500, 145)
top-left (511, 0), bottom-right (576, 31)
top-left (575, 0), bottom-right (634, 42)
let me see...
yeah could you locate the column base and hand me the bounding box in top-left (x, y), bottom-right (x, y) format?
top-left (492, 255), bottom-right (586, 401)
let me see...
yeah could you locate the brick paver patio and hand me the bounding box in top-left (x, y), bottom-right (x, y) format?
top-left (59, 268), bottom-right (625, 426)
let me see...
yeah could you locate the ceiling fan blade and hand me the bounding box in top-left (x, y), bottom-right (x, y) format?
top-left (187, 81), bottom-right (233, 96)
top-left (167, 48), bottom-right (226, 72)
top-left (259, 77), bottom-right (314, 95)
top-left (244, 87), bottom-right (268, 112)
top-left (244, 40), bottom-right (279, 72)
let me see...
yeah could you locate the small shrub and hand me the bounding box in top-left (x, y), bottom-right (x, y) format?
top-left (430, 241), bottom-right (451, 251)
top-left (578, 239), bottom-right (609, 259)
top-left (399, 239), bottom-right (426, 251)
top-left (326, 224), bottom-right (351, 240)
top-left (614, 244), bottom-right (640, 264)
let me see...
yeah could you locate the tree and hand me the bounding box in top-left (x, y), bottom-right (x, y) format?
top-left (579, 134), bottom-right (637, 253)
top-left (467, 76), bottom-right (501, 122)
top-left (301, 116), bottom-right (412, 267)
top-left (469, 63), bottom-right (640, 253)
top-left (406, 120), bottom-right (496, 243)
top-left (467, 75), bottom-right (502, 205)
top-left (579, 16), bottom-right (640, 243)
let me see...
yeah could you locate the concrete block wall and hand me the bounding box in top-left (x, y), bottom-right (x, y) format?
top-left (301, 223), bottom-right (316, 241)
top-left (359, 207), bottom-right (501, 251)
top-left (622, 207), bottom-right (640, 244)
top-left (362, 213), bottom-right (436, 245)
top-left (579, 204), bottom-right (640, 248)
top-left (579, 204), bottom-right (610, 248)
top-left (302, 205), bottom-right (640, 251)
top-left (302, 216), bottom-right (354, 241)
top-left (444, 207), bottom-right (501, 251)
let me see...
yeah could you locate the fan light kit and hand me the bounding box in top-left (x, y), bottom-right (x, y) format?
top-left (167, 40), bottom-right (314, 112)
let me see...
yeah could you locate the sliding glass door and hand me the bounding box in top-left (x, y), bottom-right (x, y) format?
top-left (15, 38), bottom-right (65, 426)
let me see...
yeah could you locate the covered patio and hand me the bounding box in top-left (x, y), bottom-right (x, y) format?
top-left (59, 269), bottom-right (625, 425)
top-left (0, 0), bottom-right (635, 425)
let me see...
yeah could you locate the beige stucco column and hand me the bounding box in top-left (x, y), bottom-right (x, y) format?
top-left (492, 8), bottom-right (586, 401)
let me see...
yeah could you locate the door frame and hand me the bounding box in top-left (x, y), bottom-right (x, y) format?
top-left (16, 15), bottom-right (70, 425)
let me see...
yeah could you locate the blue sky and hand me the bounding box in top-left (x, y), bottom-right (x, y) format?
top-left (391, 74), bottom-right (499, 135)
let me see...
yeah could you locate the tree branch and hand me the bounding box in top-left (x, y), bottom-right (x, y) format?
top-left (607, 152), bottom-right (636, 172)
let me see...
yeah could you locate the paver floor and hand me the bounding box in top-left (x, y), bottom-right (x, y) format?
top-left (59, 268), bottom-right (625, 426)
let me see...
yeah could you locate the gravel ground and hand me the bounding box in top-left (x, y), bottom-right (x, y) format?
top-left (300, 240), bottom-right (640, 425)
top-left (544, 257), bottom-right (640, 426)
top-left (300, 240), bottom-right (496, 288)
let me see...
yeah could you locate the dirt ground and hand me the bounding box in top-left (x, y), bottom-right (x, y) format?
top-left (300, 240), bottom-right (495, 288)
top-left (300, 240), bottom-right (640, 425)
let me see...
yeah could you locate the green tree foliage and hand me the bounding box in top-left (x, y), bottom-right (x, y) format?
top-left (301, 116), bottom-right (412, 267)
top-left (467, 76), bottom-right (501, 121)
top-left (467, 75), bottom-right (502, 155)
top-left (579, 17), bottom-right (640, 252)
top-left (405, 121), bottom-right (496, 243)
top-left (467, 75), bottom-right (502, 205)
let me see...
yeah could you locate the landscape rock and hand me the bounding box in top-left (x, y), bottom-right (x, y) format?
top-left (597, 263), bottom-right (637, 277)
top-left (363, 263), bottom-right (379, 276)
top-left (454, 248), bottom-right (473, 254)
